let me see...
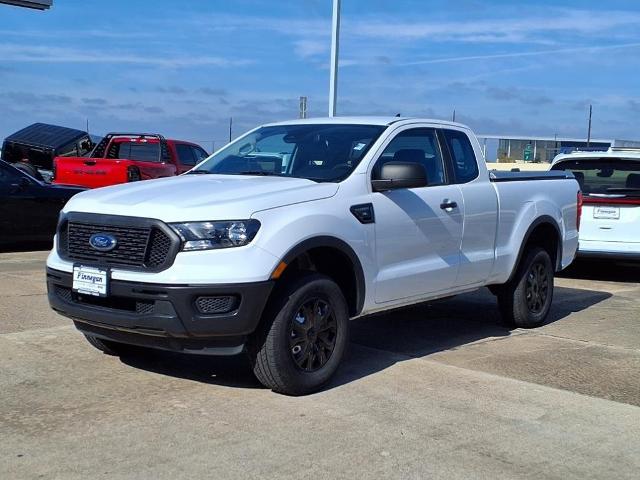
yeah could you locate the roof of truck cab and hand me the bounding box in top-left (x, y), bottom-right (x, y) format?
top-left (552, 147), bottom-right (640, 165)
top-left (263, 116), bottom-right (471, 129)
top-left (3, 123), bottom-right (88, 150)
top-left (104, 135), bottom-right (201, 146)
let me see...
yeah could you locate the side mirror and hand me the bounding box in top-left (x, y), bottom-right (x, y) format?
top-left (371, 162), bottom-right (428, 192)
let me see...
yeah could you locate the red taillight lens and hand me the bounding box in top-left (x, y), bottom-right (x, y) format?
top-left (577, 190), bottom-right (583, 231)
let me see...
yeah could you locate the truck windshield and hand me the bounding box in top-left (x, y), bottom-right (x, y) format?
top-left (192, 124), bottom-right (386, 182)
top-left (552, 159), bottom-right (640, 197)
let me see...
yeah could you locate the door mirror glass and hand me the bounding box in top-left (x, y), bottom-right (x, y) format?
top-left (372, 162), bottom-right (428, 192)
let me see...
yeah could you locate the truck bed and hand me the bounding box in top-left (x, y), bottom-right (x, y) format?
top-left (489, 170), bottom-right (575, 182)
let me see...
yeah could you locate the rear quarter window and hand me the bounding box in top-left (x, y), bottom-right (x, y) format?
top-left (442, 129), bottom-right (479, 183)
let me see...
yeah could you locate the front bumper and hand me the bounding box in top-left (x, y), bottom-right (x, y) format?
top-left (47, 268), bottom-right (274, 354)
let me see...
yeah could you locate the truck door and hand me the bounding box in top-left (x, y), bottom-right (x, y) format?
top-left (370, 127), bottom-right (464, 303)
top-left (439, 128), bottom-right (498, 287)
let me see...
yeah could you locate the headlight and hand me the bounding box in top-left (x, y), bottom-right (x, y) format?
top-left (169, 220), bottom-right (260, 251)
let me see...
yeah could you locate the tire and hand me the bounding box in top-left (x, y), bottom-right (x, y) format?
top-left (248, 273), bottom-right (350, 396)
top-left (498, 247), bottom-right (554, 328)
top-left (14, 162), bottom-right (44, 181)
top-left (84, 334), bottom-right (133, 356)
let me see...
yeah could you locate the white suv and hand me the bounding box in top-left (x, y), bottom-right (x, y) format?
top-left (551, 147), bottom-right (640, 261)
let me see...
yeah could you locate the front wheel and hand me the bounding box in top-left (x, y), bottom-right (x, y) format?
top-left (248, 273), bottom-right (349, 396)
top-left (498, 247), bottom-right (554, 328)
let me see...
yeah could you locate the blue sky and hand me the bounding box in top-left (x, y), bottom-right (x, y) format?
top-left (1, 0), bottom-right (640, 152)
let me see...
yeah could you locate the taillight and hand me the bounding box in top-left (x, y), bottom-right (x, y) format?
top-left (127, 166), bottom-right (141, 182)
top-left (577, 190), bottom-right (583, 231)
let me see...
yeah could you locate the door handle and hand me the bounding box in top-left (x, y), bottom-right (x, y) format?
top-left (440, 200), bottom-right (458, 210)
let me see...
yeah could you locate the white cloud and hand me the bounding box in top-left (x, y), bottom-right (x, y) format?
top-left (349, 9), bottom-right (640, 44)
top-left (0, 29), bottom-right (154, 39)
top-left (293, 39), bottom-right (329, 59)
top-left (0, 45), bottom-right (253, 68)
top-left (192, 15), bottom-right (328, 38)
top-left (397, 42), bottom-right (640, 67)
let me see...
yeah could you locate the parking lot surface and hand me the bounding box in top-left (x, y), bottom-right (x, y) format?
top-left (1, 251), bottom-right (639, 479)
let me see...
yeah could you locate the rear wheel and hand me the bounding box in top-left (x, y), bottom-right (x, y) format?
top-left (498, 247), bottom-right (554, 328)
top-left (84, 334), bottom-right (133, 356)
top-left (248, 273), bottom-right (349, 396)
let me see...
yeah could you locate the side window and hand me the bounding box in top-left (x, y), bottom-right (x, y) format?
top-left (57, 141), bottom-right (78, 157)
top-left (191, 146), bottom-right (208, 163)
top-left (442, 129), bottom-right (478, 183)
top-left (374, 128), bottom-right (446, 186)
top-left (175, 144), bottom-right (197, 166)
top-left (77, 137), bottom-right (93, 156)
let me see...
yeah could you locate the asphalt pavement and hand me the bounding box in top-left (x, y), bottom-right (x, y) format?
top-left (1, 251), bottom-right (638, 479)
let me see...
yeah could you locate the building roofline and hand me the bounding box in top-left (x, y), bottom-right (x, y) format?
top-left (263, 116), bottom-right (472, 129)
top-left (476, 134), bottom-right (613, 143)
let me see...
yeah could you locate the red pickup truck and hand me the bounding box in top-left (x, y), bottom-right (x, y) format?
top-left (53, 133), bottom-right (208, 188)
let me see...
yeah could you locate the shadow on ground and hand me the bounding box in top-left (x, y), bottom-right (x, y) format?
top-left (117, 285), bottom-right (611, 393)
top-left (0, 241), bottom-right (52, 253)
top-left (560, 258), bottom-right (639, 283)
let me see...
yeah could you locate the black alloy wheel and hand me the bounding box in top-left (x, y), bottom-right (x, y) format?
top-left (249, 272), bottom-right (350, 396)
top-left (497, 246), bottom-right (554, 328)
top-left (525, 261), bottom-right (549, 314)
top-left (289, 298), bottom-right (337, 372)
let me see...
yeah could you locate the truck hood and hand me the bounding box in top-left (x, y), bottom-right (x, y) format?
top-left (63, 174), bottom-right (339, 222)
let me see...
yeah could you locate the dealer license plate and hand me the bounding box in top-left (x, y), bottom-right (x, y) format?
top-left (72, 265), bottom-right (109, 297)
top-left (593, 206), bottom-right (620, 220)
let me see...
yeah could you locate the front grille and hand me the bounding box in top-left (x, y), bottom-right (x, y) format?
top-left (67, 222), bottom-right (149, 266)
top-left (145, 229), bottom-right (172, 268)
top-left (195, 296), bottom-right (238, 314)
top-left (59, 214), bottom-right (179, 271)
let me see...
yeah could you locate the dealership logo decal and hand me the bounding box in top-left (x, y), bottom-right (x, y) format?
top-left (89, 233), bottom-right (118, 252)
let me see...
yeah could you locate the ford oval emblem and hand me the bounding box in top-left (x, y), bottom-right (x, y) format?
top-left (89, 233), bottom-right (118, 252)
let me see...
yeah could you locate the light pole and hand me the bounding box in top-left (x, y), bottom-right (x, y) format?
top-left (328, 0), bottom-right (341, 117)
top-left (587, 104), bottom-right (593, 147)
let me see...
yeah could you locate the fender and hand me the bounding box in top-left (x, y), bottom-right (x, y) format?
top-left (506, 215), bottom-right (563, 284)
top-left (279, 236), bottom-right (366, 316)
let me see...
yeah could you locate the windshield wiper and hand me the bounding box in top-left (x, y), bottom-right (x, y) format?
top-left (186, 170), bottom-right (212, 174)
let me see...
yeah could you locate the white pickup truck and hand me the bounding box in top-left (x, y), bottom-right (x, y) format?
top-left (47, 117), bottom-right (580, 395)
